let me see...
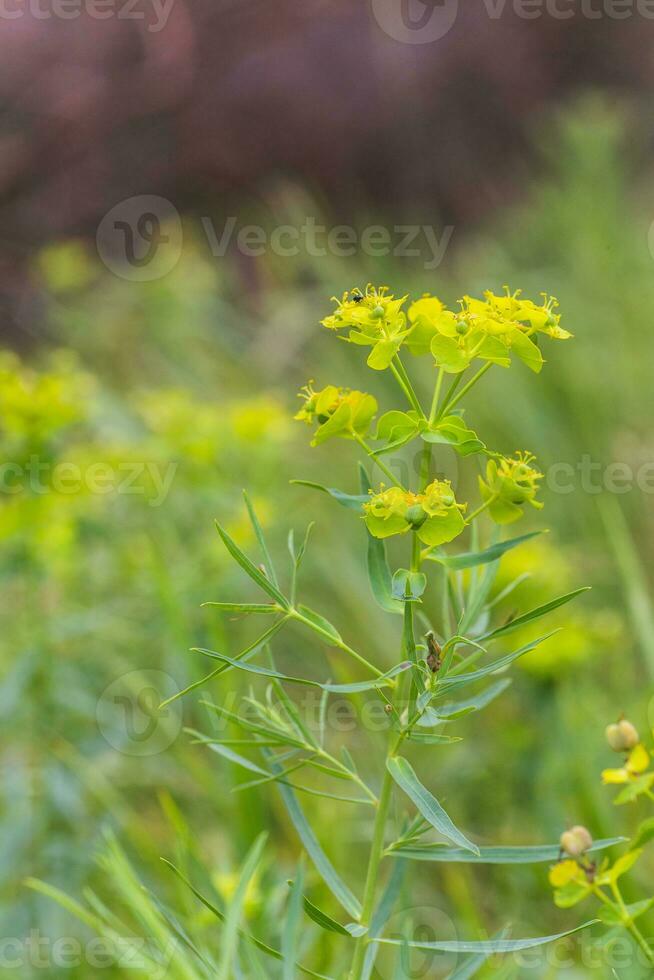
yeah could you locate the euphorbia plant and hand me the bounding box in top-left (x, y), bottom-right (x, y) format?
top-left (164, 284), bottom-right (613, 978)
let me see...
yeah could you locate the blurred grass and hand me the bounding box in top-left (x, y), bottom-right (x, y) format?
top-left (4, 95), bottom-right (654, 977)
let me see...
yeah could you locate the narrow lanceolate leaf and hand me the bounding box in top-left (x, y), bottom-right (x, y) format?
top-left (193, 649), bottom-right (410, 692)
top-left (161, 861), bottom-right (334, 980)
top-left (215, 521), bottom-right (289, 607)
top-left (445, 930), bottom-right (510, 980)
top-left (202, 602), bottom-right (282, 615)
top-left (418, 679), bottom-right (511, 725)
top-left (283, 863), bottom-right (304, 980)
top-left (217, 833), bottom-right (267, 980)
top-left (437, 633), bottom-right (557, 694)
top-left (426, 531), bottom-right (543, 571)
top-left (286, 884), bottom-right (364, 938)
top-left (290, 479), bottom-right (368, 511)
top-left (375, 921), bottom-right (598, 953)
top-left (359, 463), bottom-right (403, 615)
top-left (243, 490), bottom-right (280, 590)
top-left (160, 618), bottom-right (288, 707)
top-left (390, 838), bottom-right (625, 863)
top-left (263, 750), bottom-right (362, 920)
top-left (479, 588), bottom-right (591, 642)
top-left (386, 756), bottom-right (479, 855)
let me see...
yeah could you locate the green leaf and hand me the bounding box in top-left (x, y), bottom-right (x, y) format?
top-left (404, 732), bottom-right (462, 745)
top-left (392, 569), bottom-right (427, 602)
top-left (599, 897), bottom-right (654, 925)
top-left (390, 838), bottom-right (625, 863)
top-left (287, 884), bottom-right (364, 938)
top-left (387, 756), bottom-right (479, 854)
top-left (480, 588), bottom-right (591, 642)
top-left (243, 490), bottom-right (280, 589)
top-left (426, 531), bottom-right (543, 571)
top-left (215, 521), bottom-right (289, 607)
top-left (263, 750), bottom-right (362, 920)
top-left (283, 863), bottom-right (304, 980)
top-left (420, 415), bottom-right (485, 456)
top-left (192, 650), bottom-right (410, 693)
top-left (202, 602), bottom-right (282, 615)
top-left (631, 816), bottom-right (654, 851)
top-left (418, 679), bottom-right (511, 724)
top-left (296, 605), bottom-right (343, 644)
top-left (217, 833), bottom-right (267, 980)
top-left (360, 463), bottom-right (403, 615)
top-left (375, 921), bottom-right (598, 953)
top-left (161, 860), bottom-right (334, 980)
top-left (290, 480), bottom-right (368, 511)
top-left (439, 633), bottom-right (558, 693)
top-left (160, 618), bottom-right (288, 707)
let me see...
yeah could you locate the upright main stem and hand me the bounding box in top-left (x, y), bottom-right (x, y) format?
top-left (349, 392), bottom-right (434, 979)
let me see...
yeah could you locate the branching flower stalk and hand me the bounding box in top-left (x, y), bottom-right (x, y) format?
top-left (158, 283), bottom-right (608, 978)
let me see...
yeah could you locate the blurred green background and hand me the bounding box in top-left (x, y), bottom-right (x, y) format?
top-left (4, 82), bottom-right (654, 978)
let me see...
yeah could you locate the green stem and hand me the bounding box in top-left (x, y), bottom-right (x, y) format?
top-left (442, 362), bottom-right (492, 416)
top-left (466, 493), bottom-right (498, 524)
top-left (352, 432), bottom-right (407, 490)
top-left (290, 609), bottom-right (385, 679)
top-left (429, 368), bottom-right (444, 424)
top-left (435, 373), bottom-right (463, 422)
top-left (391, 356), bottom-right (424, 417)
top-left (611, 880), bottom-right (654, 966)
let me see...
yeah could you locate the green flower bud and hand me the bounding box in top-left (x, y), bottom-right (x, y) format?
top-left (455, 320), bottom-right (468, 335)
top-left (405, 504), bottom-right (427, 528)
top-left (560, 826), bottom-right (593, 858)
top-left (605, 719), bottom-right (639, 753)
top-left (371, 305), bottom-right (385, 319)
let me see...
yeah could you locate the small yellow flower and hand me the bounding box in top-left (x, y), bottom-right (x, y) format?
top-left (321, 285), bottom-right (410, 370)
top-left (295, 382), bottom-right (377, 446)
top-left (478, 451), bottom-right (543, 524)
top-left (549, 859), bottom-right (584, 889)
top-left (602, 743), bottom-right (650, 785)
top-left (364, 480), bottom-right (466, 546)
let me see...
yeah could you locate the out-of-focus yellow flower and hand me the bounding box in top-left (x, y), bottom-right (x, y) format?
top-left (549, 859), bottom-right (584, 889)
top-left (602, 743), bottom-right (650, 785)
top-left (295, 382), bottom-right (377, 446)
top-left (213, 869), bottom-right (261, 918)
top-left (321, 286), bottom-right (411, 370)
top-left (478, 451), bottom-right (543, 524)
top-left (364, 480), bottom-right (466, 546)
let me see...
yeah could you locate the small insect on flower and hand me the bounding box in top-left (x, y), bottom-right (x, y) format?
top-left (294, 382), bottom-right (377, 446)
top-left (321, 285), bottom-right (411, 370)
top-left (363, 480), bottom-right (466, 547)
top-left (478, 451), bottom-right (543, 524)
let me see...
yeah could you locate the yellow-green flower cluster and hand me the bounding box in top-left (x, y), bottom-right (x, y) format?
top-left (321, 286), bottom-right (410, 370)
top-left (479, 452), bottom-right (543, 524)
top-left (294, 383), bottom-right (377, 446)
top-left (322, 285), bottom-right (571, 374)
top-left (363, 480), bottom-right (465, 546)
